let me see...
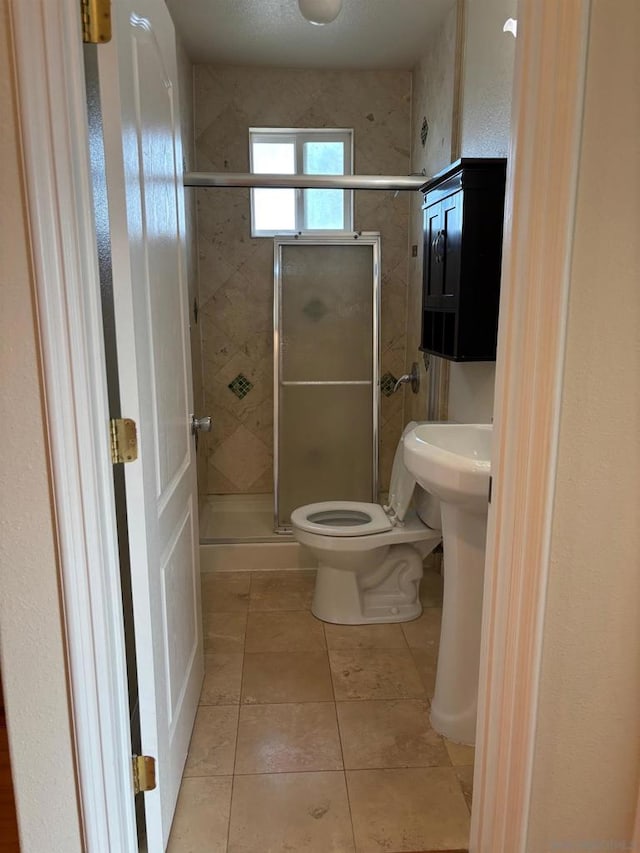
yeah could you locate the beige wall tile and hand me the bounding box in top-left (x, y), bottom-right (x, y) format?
top-left (235, 703), bottom-right (342, 774)
top-left (195, 67), bottom-right (412, 493)
top-left (242, 651), bottom-right (333, 704)
top-left (347, 767), bottom-right (470, 852)
top-left (228, 772), bottom-right (355, 853)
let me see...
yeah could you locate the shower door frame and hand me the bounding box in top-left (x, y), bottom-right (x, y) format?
top-left (273, 233), bottom-right (381, 533)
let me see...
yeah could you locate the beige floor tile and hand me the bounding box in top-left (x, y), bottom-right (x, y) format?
top-left (402, 608), bottom-right (442, 650)
top-left (203, 611), bottom-right (247, 653)
top-left (228, 771), bottom-right (355, 852)
top-left (329, 649), bottom-right (425, 701)
top-left (235, 702), bottom-right (343, 774)
top-left (242, 651), bottom-right (333, 704)
top-left (410, 647), bottom-right (438, 698)
top-left (202, 572), bottom-right (251, 612)
top-left (420, 567), bottom-right (444, 607)
top-left (184, 706), bottom-right (239, 777)
top-left (200, 652), bottom-right (243, 705)
top-left (249, 570), bottom-right (315, 611)
top-left (455, 764), bottom-right (474, 812)
top-left (337, 700), bottom-right (449, 769)
top-left (167, 776), bottom-right (232, 853)
top-left (347, 767), bottom-right (470, 852)
top-left (245, 610), bottom-right (325, 653)
top-left (445, 739), bottom-right (475, 767)
top-left (324, 623), bottom-right (407, 650)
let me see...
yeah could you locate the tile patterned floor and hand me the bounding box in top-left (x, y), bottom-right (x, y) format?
top-left (167, 567), bottom-right (473, 853)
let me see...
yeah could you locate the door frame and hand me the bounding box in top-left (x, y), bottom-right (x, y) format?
top-left (8, 0), bottom-right (621, 851)
top-left (9, 1), bottom-right (137, 850)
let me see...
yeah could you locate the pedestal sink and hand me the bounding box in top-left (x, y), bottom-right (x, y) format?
top-left (404, 423), bottom-right (492, 745)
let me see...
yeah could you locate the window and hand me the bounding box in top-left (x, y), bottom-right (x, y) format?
top-left (249, 128), bottom-right (353, 237)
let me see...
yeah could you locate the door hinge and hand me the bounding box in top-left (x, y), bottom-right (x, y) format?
top-left (80, 0), bottom-right (112, 44)
top-left (132, 755), bottom-right (156, 795)
top-left (110, 418), bottom-right (138, 464)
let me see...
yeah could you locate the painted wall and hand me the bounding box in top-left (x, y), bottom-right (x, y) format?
top-left (194, 66), bottom-right (412, 493)
top-left (176, 37), bottom-right (207, 497)
top-left (448, 0), bottom-right (517, 423)
top-left (405, 2), bottom-right (459, 424)
top-left (0, 3), bottom-right (84, 850)
top-left (527, 0), bottom-right (640, 846)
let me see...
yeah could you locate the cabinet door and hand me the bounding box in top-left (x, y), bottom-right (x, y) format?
top-left (441, 191), bottom-right (462, 301)
top-left (423, 191), bottom-right (463, 308)
top-left (423, 201), bottom-right (444, 299)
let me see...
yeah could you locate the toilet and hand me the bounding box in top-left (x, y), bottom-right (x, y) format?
top-left (290, 422), bottom-right (442, 624)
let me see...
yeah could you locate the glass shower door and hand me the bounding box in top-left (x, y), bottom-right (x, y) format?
top-left (274, 235), bottom-right (380, 531)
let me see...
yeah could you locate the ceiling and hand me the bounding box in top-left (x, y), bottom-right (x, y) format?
top-left (165, 0), bottom-right (455, 70)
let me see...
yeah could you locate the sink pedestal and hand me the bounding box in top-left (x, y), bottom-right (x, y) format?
top-left (430, 503), bottom-right (487, 745)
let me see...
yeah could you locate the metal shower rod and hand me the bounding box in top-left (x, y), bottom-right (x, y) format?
top-left (183, 171), bottom-right (426, 191)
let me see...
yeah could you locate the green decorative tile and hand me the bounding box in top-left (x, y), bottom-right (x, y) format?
top-left (228, 373), bottom-right (254, 400)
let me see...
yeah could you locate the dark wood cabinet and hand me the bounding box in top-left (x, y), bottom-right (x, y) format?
top-left (420, 158), bottom-right (507, 361)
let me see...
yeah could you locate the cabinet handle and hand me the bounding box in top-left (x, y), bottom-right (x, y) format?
top-left (434, 230), bottom-right (445, 264)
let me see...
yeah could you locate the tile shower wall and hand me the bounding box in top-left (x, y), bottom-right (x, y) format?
top-left (176, 39), bottom-right (207, 495)
top-left (194, 67), bottom-right (411, 494)
top-left (405, 3), bottom-right (459, 425)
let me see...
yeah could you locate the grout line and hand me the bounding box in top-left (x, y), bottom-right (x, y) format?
top-left (224, 601), bottom-right (248, 853)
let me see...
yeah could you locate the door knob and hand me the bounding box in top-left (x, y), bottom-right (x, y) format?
top-left (191, 415), bottom-right (212, 434)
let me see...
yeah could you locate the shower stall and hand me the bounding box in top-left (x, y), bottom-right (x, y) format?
top-left (200, 233), bottom-right (381, 543)
top-left (274, 234), bottom-right (381, 531)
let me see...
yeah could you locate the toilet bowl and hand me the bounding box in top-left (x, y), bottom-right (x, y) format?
top-left (291, 423), bottom-right (442, 624)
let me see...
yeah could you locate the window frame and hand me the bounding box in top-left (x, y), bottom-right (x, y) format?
top-left (249, 127), bottom-right (354, 237)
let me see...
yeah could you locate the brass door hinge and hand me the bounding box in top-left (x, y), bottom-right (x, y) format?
top-left (132, 755), bottom-right (156, 795)
top-left (80, 0), bottom-right (112, 44)
top-left (110, 418), bottom-right (138, 464)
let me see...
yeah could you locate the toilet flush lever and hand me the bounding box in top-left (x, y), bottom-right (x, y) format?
top-left (393, 362), bottom-right (420, 394)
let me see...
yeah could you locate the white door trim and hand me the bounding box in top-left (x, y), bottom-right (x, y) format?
top-left (8, 0), bottom-right (617, 851)
top-left (9, 1), bottom-right (137, 850)
top-left (470, 0), bottom-right (592, 850)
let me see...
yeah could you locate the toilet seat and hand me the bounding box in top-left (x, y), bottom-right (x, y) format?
top-left (290, 501), bottom-right (393, 537)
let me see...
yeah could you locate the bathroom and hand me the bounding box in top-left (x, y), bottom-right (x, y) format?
top-left (155, 0), bottom-right (517, 849)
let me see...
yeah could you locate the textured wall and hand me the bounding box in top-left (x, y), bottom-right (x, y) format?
top-left (0, 3), bottom-right (84, 849)
top-left (527, 0), bottom-right (640, 846)
top-left (406, 3), bottom-right (459, 424)
top-left (447, 0), bottom-right (517, 424)
top-left (194, 66), bottom-right (412, 494)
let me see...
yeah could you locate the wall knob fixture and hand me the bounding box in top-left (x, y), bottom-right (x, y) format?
top-left (393, 362), bottom-right (420, 394)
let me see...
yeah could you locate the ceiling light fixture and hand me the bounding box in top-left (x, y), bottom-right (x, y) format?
top-left (298, 0), bottom-right (343, 26)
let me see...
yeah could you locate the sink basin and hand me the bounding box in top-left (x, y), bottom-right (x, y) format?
top-left (403, 423), bottom-right (491, 509)
top-left (403, 422), bottom-right (493, 745)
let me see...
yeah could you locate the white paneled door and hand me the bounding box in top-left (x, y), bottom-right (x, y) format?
top-left (97, 1), bottom-right (203, 848)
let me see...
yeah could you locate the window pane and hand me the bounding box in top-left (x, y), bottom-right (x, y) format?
top-left (252, 142), bottom-right (295, 174)
top-left (253, 188), bottom-right (296, 232)
top-left (304, 188), bottom-right (345, 230)
top-left (303, 141), bottom-right (345, 175)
